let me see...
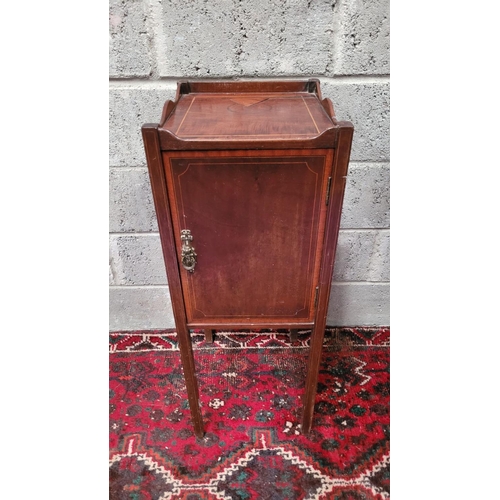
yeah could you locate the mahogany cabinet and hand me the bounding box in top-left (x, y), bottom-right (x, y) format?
top-left (142, 79), bottom-right (353, 438)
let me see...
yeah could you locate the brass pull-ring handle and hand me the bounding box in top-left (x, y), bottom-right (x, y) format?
top-left (180, 229), bottom-right (197, 273)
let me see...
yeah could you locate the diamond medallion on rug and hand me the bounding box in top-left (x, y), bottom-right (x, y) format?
top-left (109, 328), bottom-right (390, 499)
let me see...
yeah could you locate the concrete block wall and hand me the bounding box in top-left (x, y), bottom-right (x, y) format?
top-left (109, 0), bottom-right (390, 330)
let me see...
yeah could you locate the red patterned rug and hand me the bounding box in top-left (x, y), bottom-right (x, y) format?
top-left (109, 327), bottom-right (390, 499)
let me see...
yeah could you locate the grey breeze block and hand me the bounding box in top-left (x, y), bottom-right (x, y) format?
top-left (109, 81), bottom-right (389, 167)
top-left (109, 230), bottom-right (389, 286)
top-left (109, 163), bottom-right (390, 233)
top-left (109, 283), bottom-right (389, 331)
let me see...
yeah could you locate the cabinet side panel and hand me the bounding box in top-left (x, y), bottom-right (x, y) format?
top-left (142, 125), bottom-right (204, 437)
top-left (302, 123), bottom-right (354, 433)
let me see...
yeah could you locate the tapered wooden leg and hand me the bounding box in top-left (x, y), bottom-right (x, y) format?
top-left (176, 323), bottom-right (205, 438)
top-left (301, 322), bottom-right (327, 434)
top-left (301, 126), bottom-right (353, 433)
top-left (204, 329), bottom-right (214, 343)
top-left (142, 125), bottom-right (204, 438)
top-left (289, 329), bottom-right (298, 343)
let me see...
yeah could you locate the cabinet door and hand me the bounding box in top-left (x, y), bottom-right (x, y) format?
top-left (163, 150), bottom-right (333, 327)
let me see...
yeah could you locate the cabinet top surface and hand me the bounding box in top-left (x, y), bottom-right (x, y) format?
top-left (160, 84), bottom-right (335, 143)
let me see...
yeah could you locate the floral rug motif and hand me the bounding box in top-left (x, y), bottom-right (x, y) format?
top-left (110, 327), bottom-right (390, 499)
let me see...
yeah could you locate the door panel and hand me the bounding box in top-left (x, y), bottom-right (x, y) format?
top-left (163, 150), bottom-right (332, 325)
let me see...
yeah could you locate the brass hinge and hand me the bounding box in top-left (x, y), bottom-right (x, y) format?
top-left (314, 286), bottom-right (319, 308)
top-left (325, 177), bottom-right (332, 205)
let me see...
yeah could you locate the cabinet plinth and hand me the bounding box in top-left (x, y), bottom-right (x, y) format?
top-left (142, 79), bottom-right (353, 437)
